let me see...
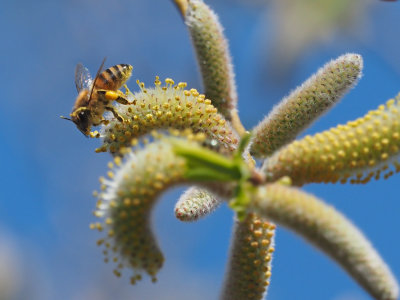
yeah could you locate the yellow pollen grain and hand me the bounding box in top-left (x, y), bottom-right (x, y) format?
top-left (261, 239), bottom-right (270, 246)
top-left (338, 150), bottom-right (345, 158)
top-left (253, 230), bottom-right (263, 238)
top-left (123, 198), bottom-right (131, 206)
top-left (205, 105), bottom-right (214, 113)
top-left (166, 78), bottom-right (175, 85)
top-left (190, 89), bottom-right (199, 97)
top-left (250, 241), bottom-right (259, 248)
top-left (178, 82), bottom-right (187, 88)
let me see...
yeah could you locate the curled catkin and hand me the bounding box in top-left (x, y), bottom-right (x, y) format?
top-left (91, 132), bottom-right (235, 283)
top-left (91, 136), bottom-right (190, 283)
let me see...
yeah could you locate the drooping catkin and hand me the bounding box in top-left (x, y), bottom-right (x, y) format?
top-left (221, 213), bottom-right (275, 300)
top-left (91, 136), bottom-right (191, 283)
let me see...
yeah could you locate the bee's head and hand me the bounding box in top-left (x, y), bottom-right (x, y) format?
top-left (71, 109), bottom-right (91, 136)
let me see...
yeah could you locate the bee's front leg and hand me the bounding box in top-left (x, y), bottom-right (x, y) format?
top-left (105, 106), bottom-right (125, 123)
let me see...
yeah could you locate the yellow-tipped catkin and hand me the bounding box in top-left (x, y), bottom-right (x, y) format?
top-left (251, 53), bottom-right (363, 158)
top-left (174, 187), bottom-right (221, 221)
top-left (92, 136), bottom-right (191, 283)
top-left (263, 93), bottom-right (400, 185)
top-left (221, 213), bottom-right (275, 300)
top-left (99, 79), bottom-right (238, 155)
top-left (183, 0), bottom-right (238, 122)
top-left (252, 184), bottom-right (399, 300)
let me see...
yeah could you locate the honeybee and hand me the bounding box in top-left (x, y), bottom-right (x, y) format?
top-left (61, 58), bottom-right (133, 136)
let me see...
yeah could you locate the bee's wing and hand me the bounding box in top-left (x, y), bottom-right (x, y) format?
top-left (75, 63), bottom-right (93, 92)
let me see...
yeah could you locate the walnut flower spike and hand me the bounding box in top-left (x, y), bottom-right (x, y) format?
top-left (175, 0), bottom-right (245, 136)
top-left (91, 131), bottom-right (238, 284)
top-left (263, 93), bottom-right (400, 185)
top-left (173, 141), bottom-right (399, 300)
top-left (221, 214), bottom-right (276, 300)
top-left (251, 183), bottom-right (399, 300)
top-left (174, 187), bottom-right (221, 221)
top-left (96, 77), bottom-right (239, 156)
top-left (250, 53), bottom-right (363, 158)
top-left (91, 132), bottom-right (204, 283)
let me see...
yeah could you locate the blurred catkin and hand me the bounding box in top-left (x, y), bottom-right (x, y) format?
top-left (252, 183), bottom-right (399, 300)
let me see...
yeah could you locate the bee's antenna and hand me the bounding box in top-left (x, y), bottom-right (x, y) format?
top-left (88, 57), bottom-right (107, 101)
top-left (60, 115), bottom-right (72, 121)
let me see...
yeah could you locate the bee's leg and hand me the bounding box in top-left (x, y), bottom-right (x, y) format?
top-left (114, 93), bottom-right (130, 105)
top-left (100, 119), bottom-right (110, 125)
top-left (97, 90), bottom-right (132, 105)
top-left (89, 131), bottom-right (101, 138)
top-left (105, 106), bottom-right (125, 123)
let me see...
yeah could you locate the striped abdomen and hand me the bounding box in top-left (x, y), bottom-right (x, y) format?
top-left (95, 64), bottom-right (133, 91)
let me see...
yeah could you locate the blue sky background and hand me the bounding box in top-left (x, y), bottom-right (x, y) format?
top-left (0, 0), bottom-right (399, 299)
